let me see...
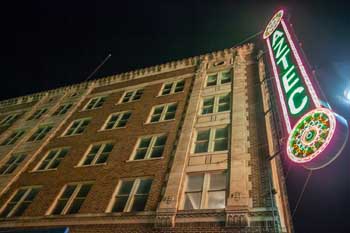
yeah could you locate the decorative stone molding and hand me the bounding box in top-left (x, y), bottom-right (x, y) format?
top-left (226, 212), bottom-right (249, 227)
top-left (154, 213), bottom-right (175, 228)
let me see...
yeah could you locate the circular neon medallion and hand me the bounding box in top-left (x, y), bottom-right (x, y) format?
top-left (287, 108), bottom-right (336, 164)
top-left (263, 10), bottom-right (284, 39)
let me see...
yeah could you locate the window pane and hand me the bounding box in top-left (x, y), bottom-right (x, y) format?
top-left (207, 191), bottom-right (226, 209)
top-left (139, 138), bottom-right (151, 148)
top-left (215, 127), bottom-right (228, 139)
top-left (112, 196), bottom-right (128, 212)
top-left (221, 71), bottom-right (231, 84)
top-left (184, 192), bottom-right (201, 210)
top-left (154, 136), bottom-right (166, 146)
top-left (137, 179), bottom-right (152, 194)
top-left (118, 181), bottom-right (134, 195)
top-left (96, 153), bottom-right (108, 164)
top-left (0, 203), bottom-right (16, 217)
top-left (175, 80), bottom-right (185, 92)
top-left (150, 146), bottom-right (164, 158)
top-left (90, 145), bottom-right (100, 156)
top-left (52, 200), bottom-right (68, 215)
top-left (207, 75), bottom-right (217, 86)
top-left (214, 139), bottom-right (228, 151)
top-left (197, 130), bottom-right (210, 141)
top-left (131, 195), bottom-right (148, 211)
top-left (162, 84), bottom-right (172, 95)
top-left (12, 189), bottom-right (27, 202)
top-left (67, 198), bottom-right (84, 214)
top-left (12, 202), bottom-right (30, 217)
top-left (195, 142), bottom-right (209, 153)
top-left (62, 185), bottom-right (76, 198)
top-left (134, 149), bottom-right (147, 160)
top-left (186, 175), bottom-right (203, 191)
top-left (24, 188), bottom-right (39, 201)
top-left (150, 115), bottom-right (161, 123)
top-left (209, 173), bottom-right (226, 190)
top-left (76, 184), bottom-right (92, 198)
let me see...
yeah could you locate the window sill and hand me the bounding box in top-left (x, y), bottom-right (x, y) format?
top-left (97, 126), bottom-right (126, 132)
top-left (191, 150), bottom-right (229, 156)
top-left (74, 163), bottom-right (107, 168)
top-left (144, 119), bottom-right (176, 125)
top-left (125, 157), bottom-right (164, 163)
top-left (115, 99), bottom-right (141, 105)
top-left (29, 168), bottom-right (58, 173)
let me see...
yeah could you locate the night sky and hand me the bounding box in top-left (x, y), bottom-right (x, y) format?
top-left (3, 1), bottom-right (350, 232)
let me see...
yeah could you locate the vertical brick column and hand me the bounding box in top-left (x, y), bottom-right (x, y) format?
top-left (155, 58), bottom-right (208, 227)
top-left (225, 45), bottom-right (254, 227)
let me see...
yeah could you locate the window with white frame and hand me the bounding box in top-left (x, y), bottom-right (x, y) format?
top-left (201, 93), bottom-right (231, 115)
top-left (0, 153), bottom-right (26, 175)
top-left (102, 111), bottom-right (131, 130)
top-left (27, 125), bottom-right (53, 142)
top-left (206, 70), bottom-right (232, 87)
top-left (183, 172), bottom-right (226, 210)
top-left (52, 103), bottom-right (73, 116)
top-left (0, 113), bottom-right (21, 126)
top-left (0, 186), bottom-right (41, 217)
top-left (27, 108), bottom-right (47, 121)
top-left (121, 89), bottom-right (144, 103)
top-left (63, 118), bottom-right (90, 136)
top-left (35, 148), bottom-right (69, 171)
top-left (83, 96), bottom-right (107, 110)
top-left (79, 143), bottom-right (113, 166)
top-left (110, 178), bottom-right (152, 212)
top-left (149, 103), bottom-right (177, 123)
top-left (160, 80), bottom-right (185, 96)
top-left (1, 130), bottom-right (26, 146)
top-left (50, 183), bottom-right (92, 215)
top-left (132, 135), bottom-right (167, 160)
top-left (194, 126), bottom-right (229, 153)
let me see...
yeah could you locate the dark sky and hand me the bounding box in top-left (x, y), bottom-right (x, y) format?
top-left (3, 0), bottom-right (350, 232)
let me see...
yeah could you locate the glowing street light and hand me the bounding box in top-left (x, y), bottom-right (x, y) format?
top-left (344, 89), bottom-right (350, 101)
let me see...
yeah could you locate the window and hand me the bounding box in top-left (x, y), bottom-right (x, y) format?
top-left (201, 93), bottom-right (231, 115)
top-left (84, 96), bottom-right (106, 110)
top-left (160, 80), bottom-right (185, 95)
top-left (52, 103), bottom-right (73, 116)
top-left (0, 153), bottom-right (26, 175)
top-left (110, 178), bottom-right (152, 212)
top-left (183, 172), bottom-right (226, 210)
top-left (35, 148), bottom-right (69, 171)
top-left (121, 89), bottom-right (144, 103)
top-left (1, 130), bottom-right (25, 146)
top-left (0, 113), bottom-right (21, 126)
top-left (79, 143), bottom-right (113, 166)
top-left (0, 187), bottom-right (41, 217)
top-left (27, 125), bottom-right (53, 142)
top-left (63, 118), bottom-right (90, 136)
top-left (132, 135), bottom-right (167, 160)
top-left (102, 111), bottom-right (131, 130)
top-left (194, 126), bottom-right (229, 153)
top-left (27, 108), bottom-right (47, 121)
top-left (206, 70), bottom-right (232, 87)
top-left (51, 183), bottom-right (92, 215)
top-left (148, 103), bottom-right (177, 123)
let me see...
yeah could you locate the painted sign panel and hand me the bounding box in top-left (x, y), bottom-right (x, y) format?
top-left (264, 10), bottom-right (349, 170)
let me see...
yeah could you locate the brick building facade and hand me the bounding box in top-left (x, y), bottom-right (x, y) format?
top-left (0, 44), bottom-right (292, 232)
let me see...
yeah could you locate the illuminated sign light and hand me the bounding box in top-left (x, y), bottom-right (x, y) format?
top-left (264, 10), bottom-right (349, 170)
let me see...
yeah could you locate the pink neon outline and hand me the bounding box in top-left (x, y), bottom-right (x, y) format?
top-left (266, 39), bottom-right (292, 132)
top-left (281, 19), bottom-right (321, 108)
top-left (286, 108), bottom-right (336, 163)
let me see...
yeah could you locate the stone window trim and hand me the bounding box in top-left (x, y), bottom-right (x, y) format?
top-left (200, 92), bottom-right (231, 115)
top-left (0, 129), bottom-right (26, 146)
top-left (33, 147), bottom-right (70, 172)
top-left (158, 79), bottom-right (185, 96)
top-left (0, 113), bottom-right (21, 126)
top-left (47, 182), bottom-right (93, 216)
top-left (61, 118), bottom-right (91, 137)
top-left (26, 108), bottom-right (48, 121)
top-left (118, 89), bottom-right (144, 104)
top-left (52, 103), bottom-right (73, 116)
top-left (100, 111), bottom-right (132, 131)
top-left (76, 141), bottom-right (114, 167)
top-left (129, 134), bottom-right (167, 161)
top-left (146, 102), bottom-right (178, 124)
top-left (82, 96), bottom-right (107, 111)
top-left (192, 125), bottom-right (230, 154)
top-left (106, 177), bottom-right (153, 213)
top-left (27, 125), bottom-right (53, 142)
top-left (180, 171), bottom-right (227, 210)
top-left (205, 69), bottom-right (232, 87)
top-left (0, 153), bottom-right (26, 176)
top-left (0, 186), bottom-right (41, 218)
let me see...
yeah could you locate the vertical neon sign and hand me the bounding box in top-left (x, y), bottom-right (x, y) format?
top-left (264, 10), bottom-right (349, 170)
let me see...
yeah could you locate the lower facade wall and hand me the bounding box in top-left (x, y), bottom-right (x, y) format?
top-left (0, 223), bottom-right (275, 233)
